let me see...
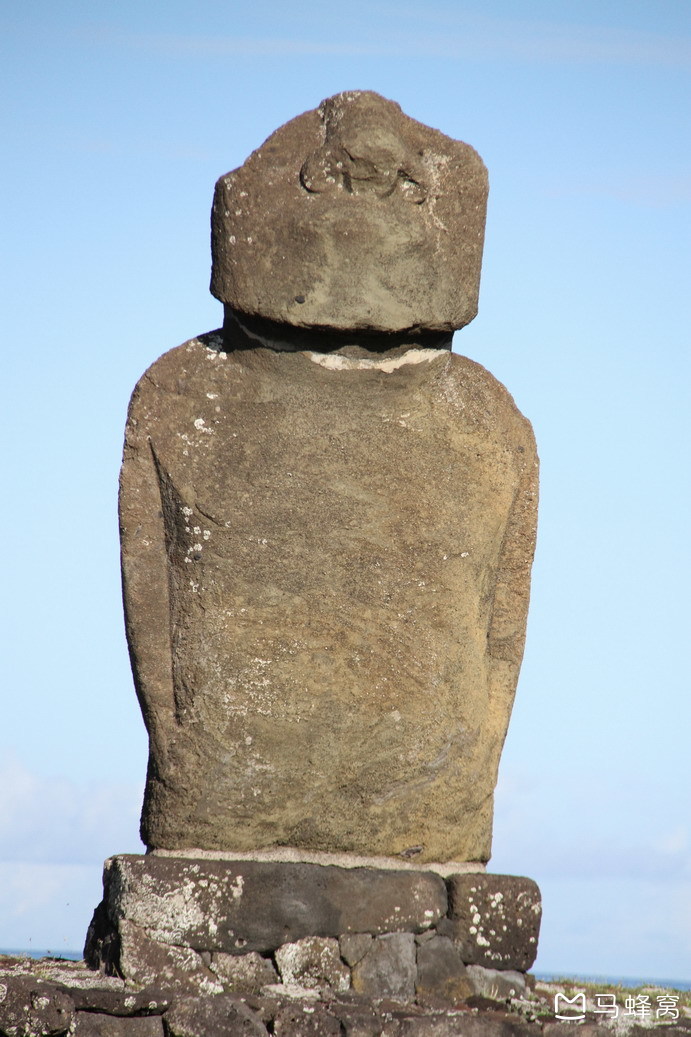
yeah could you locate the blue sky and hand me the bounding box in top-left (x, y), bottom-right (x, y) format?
top-left (2, 1), bottom-right (690, 980)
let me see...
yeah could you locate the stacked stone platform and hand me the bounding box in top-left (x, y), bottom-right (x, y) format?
top-left (4, 861), bottom-right (688, 1035)
top-left (82, 855), bottom-right (540, 1003)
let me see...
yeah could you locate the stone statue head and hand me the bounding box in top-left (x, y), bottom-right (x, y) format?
top-left (211, 90), bottom-right (488, 335)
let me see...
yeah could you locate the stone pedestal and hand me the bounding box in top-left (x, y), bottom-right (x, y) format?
top-left (85, 855), bottom-right (541, 1005)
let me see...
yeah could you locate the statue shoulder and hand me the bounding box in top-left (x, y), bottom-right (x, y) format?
top-left (125, 330), bottom-right (231, 425)
top-left (444, 352), bottom-right (536, 454)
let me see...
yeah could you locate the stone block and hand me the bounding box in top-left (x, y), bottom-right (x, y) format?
top-left (163, 994), bottom-right (269, 1037)
top-left (0, 974), bottom-right (74, 1037)
top-left (466, 965), bottom-right (527, 1001)
top-left (86, 855), bottom-right (446, 965)
top-left (396, 1018), bottom-right (541, 1037)
top-left (414, 929), bottom-right (438, 945)
top-left (260, 983), bottom-right (322, 1002)
top-left (211, 91), bottom-right (487, 334)
top-left (394, 1019), bottom-right (465, 1037)
top-left (351, 932), bottom-right (417, 1001)
top-left (273, 1002), bottom-right (342, 1036)
top-left (415, 936), bottom-right (474, 1005)
top-left (446, 875), bottom-right (541, 970)
top-left (274, 937), bottom-right (350, 993)
top-left (209, 951), bottom-right (278, 994)
top-left (67, 986), bottom-right (172, 1016)
top-left (115, 920), bottom-right (223, 994)
top-left (71, 1014), bottom-right (164, 1037)
top-left (84, 899), bottom-right (120, 975)
top-left (339, 933), bottom-right (373, 967)
top-left (330, 1002), bottom-right (383, 1037)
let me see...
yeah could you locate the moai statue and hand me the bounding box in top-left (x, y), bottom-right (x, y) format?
top-left (119, 91), bottom-right (538, 867)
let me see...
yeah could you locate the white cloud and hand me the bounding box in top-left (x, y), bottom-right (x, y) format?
top-left (542, 172), bottom-right (691, 207)
top-left (0, 754), bottom-right (144, 865)
top-left (491, 766), bottom-right (691, 882)
top-left (0, 862), bottom-right (102, 954)
top-left (77, 16), bottom-right (691, 67)
top-left (0, 757), bottom-right (144, 952)
top-left (491, 768), bottom-right (691, 979)
top-left (79, 27), bottom-right (389, 58)
top-left (387, 9), bottom-right (691, 66)
top-left (535, 876), bottom-right (691, 981)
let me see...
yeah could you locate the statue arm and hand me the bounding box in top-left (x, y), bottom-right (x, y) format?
top-left (487, 433), bottom-right (539, 725)
top-left (118, 376), bottom-right (176, 757)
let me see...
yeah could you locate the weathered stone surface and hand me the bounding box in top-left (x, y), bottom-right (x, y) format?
top-left (163, 995), bottom-right (268, 1036)
top-left (272, 1002), bottom-right (342, 1036)
top-left (274, 938), bottom-right (350, 993)
top-left (330, 1001), bottom-right (383, 1037)
top-left (66, 986), bottom-right (172, 1016)
top-left (339, 934), bottom-right (373, 967)
top-left (84, 901), bottom-right (119, 976)
top-left (71, 1014), bottom-right (164, 1037)
top-left (393, 1017), bottom-right (467, 1037)
top-left (239, 992), bottom-right (284, 1025)
top-left (211, 91), bottom-right (487, 334)
top-left (0, 974), bottom-right (74, 1037)
top-left (466, 966), bottom-right (527, 1002)
top-left (259, 984), bottom-right (321, 1003)
top-left (209, 952), bottom-right (278, 994)
top-left (351, 933), bottom-right (417, 1000)
top-left (8, 956), bottom-right (691, 1037)
top-left (446, 876), bottom-right (541, 970)
top-left (0, 959), bottom-right (127, 1009)
top-left (415, 936), bottom-right (474, 1005)
top-left (86, 856), bottom-right (447, 965)
top-left (113, 920), bottom-right (222, 994)
top-left (395, 1017), bottom-right (540, 1037)
top-left (122, 336), bottom-right (537, 862)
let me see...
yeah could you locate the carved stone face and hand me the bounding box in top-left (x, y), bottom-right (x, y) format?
top-left (210, 91), bottom-right (488, 334)
top-left (300, 94), bottom-right (427, 203)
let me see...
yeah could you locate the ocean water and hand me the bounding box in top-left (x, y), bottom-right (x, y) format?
top-left (0, 948), bottom-right (82, 961)
top-left (535, 973), bottom-right (691, 992)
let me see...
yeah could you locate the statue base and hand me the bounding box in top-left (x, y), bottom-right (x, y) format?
top-left (85, 854), bottom-right (541, 1003)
